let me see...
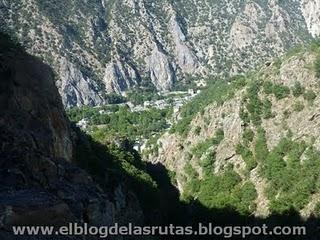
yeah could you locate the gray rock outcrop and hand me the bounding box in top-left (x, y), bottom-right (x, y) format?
top-left (103, 60), bottom-right (139, 94)
top-left (57, 58), bottom-right (105, 108)
top-left (301, 0), bottom-right (320, 37)
top-left (146, 46), bottom-right (175, 91)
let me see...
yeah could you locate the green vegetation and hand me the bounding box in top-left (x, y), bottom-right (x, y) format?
top-left (171, 76), bottom-right (247, 136)
top-left (234, 116), bottom-right (269, 173)
top-left (258, 137), bottom-right (320, 214)
top-left (69, 37), bottom-right (320, 220)
top-left (243, 81), bottom-right (263, 125)
top-left (200, 153), bottom-right (216, 176)
top-left (105, 93), bottom-right (126, 104)
top-left (67, 105), bottom-right (118, 124)
top-left (183, 165), bottom-right (257, 215)
top-left (73, 127), bottom-right (159, 213)
top-left (241, 81), bottom-right (275, 126)
top-left (242, 128), bottom-right (255, 144)
top-left (303, 90), bottom-right (317, 104)
top-left (263, 81), bottom-right (274, 95)
top-left (311, 39), bottom-right (320, 78)
top-left (194, 126), bottom-right (202, 136)
top-left (236, 143), bottom-right (256, 171)
top-left (263, 81), bottom-right (291, 99)
top-left (262, 99), bottom-right (274, 119)
top-left (273, 58), bottom-right (282, 70)
top-left (126, 89), bottom-right (164, 105)
top-left (293, 101), bottom-right (304, 112)
top-left (314, 202), bottom-right (320, 217)
top-left (68, 106), bottom-right (172, 141)
top-left (254, 128), bottom-right (268, 163)
top-left (236, 128), bottom-right (267, 172)
top-left (191, 128), bottom-right (224, 158)
top-left (234, 119), bottom-right (320, 215)
top-left (291, 82), bottom-right (305, 97)
top-left (182, 121), bottom-right (258, 215)
top-left (272, 84), bottom-right (291, 100)
top-left (183, 163), bottom-right (200, 194)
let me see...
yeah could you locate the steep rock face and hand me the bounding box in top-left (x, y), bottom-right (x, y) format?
top-left (230, 2), bottom-right (263, 50)
top-left (301, 0), bottom-right (320, 37)
top-left (103, 60), bottom-right (139, 94)
top-left (170, 16), bottom-right (198, 73)
top-left (1, 0), bottom-right (319, 107)
top-left (146, 46), bottom-right (175, 91)
top-left (145, 46), bottom-right (320, 219)
top-left (56, 58), bottom-right (105, 107)
top-left (0, 45), bottom-right (73, 161)
top-left (0, 35), bottom-right (143, 239)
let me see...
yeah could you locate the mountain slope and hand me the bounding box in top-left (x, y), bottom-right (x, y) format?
top-left (0, 33), bottom-right (150, 239)
top-left (145, 41), bottom-right (320, 219)
top-left (1, 0), bottom-right (319, 107)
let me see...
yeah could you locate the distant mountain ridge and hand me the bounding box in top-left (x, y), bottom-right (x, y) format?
top-left (1, 0), bottom-right (319, 107)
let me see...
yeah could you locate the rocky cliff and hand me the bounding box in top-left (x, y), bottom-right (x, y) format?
top-left (0, 33), bottom-right (144, 239)
top-left (145, 42), bottom-right (320, 220)
top-left (1, 0), bottom-right (319, 107)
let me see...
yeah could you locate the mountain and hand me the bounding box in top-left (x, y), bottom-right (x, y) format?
top-left (2, 1), bottom-right (320, 238)
top-left (0, 33), bottom-right (153, 239)
top-left (144, 41), bottom-right (320, 220)
top-left (1, 0), bottom-right (319, 107)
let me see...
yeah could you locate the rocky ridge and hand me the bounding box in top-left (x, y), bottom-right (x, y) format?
top-left (1, 0), bottom-right (319, 107)
top-left (145, 43), bottom-right (320, 219)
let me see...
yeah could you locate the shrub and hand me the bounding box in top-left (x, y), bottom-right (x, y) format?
top-left (214, 128), bottom-right (225, 143)
top-left (262, 99), bottom-right (274, 119)
top-left (303, 90), bottom-right (317, 103)
top-left (274, 58), bottom-right (282, 69)
top-left (263, 81), bottom-right (274, 95)
top-left (272, 84), bottom-right (290, 100)
top-left (184, 163), bottom-right (201, 194)
top-left (194, 126), bottom-right (202, 136)
top-left (291, 82), bottom-right (305, 97)
top-left (200, 155), bottom-right (215, 175)
top-left (293, 101), bottom-right (304, 112)
top-left (259, 138), bottom-right (319, 214)
top-left (254, 128), bottom-right (269, 163)
top-left (232, 181), bottom-right (257, 215)
top-left (236, 143), bottom-right (257, 171)
top-left (105, 93), bottom-right (126, 104)
top-left (197, 169), bottom-right (242, 209)
top-left (192, 129), bottom-right (224, 158)
top-left (242, 129), bottom-right (255, 143)
top-left (244, 82), bottom-right (264, 126)
top-left (314, 202), bottom-right (320, 217)
top-left (239, 108), bottom-right (250, 126)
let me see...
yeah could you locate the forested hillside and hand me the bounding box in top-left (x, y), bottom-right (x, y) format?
top-left (146, 40), bottom-right (320, 220)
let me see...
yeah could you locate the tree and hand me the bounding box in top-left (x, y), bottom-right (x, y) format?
top-left (291, 82), bottom-right (305, 97)
top-left (303, 90), bottom-right (317, 103)
top-left (273, 84), bottom-right (290, 100)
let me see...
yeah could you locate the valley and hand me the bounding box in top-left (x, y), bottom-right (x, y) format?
top-left (1, 0), bottom-right (320, 239)
top-left (66, 40), bottom-right (320, 225)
